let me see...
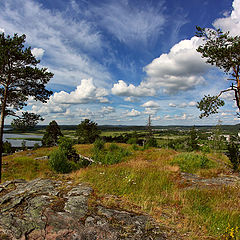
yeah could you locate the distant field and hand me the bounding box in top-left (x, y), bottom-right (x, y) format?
top-left (155, 135), bottom-right (188, 139)
top-left (100, 131), bottom-right (135, 137)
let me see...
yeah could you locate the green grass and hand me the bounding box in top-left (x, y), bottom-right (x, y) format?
top-left (2, 147), bottom-right (56, 181)
top-left (71, 147), bottom-right (238, 239)
top-left (1, 144), bottom-right (239, 239)
top-left (2, 156), bottom-right (51, 181)
top-left (181, 187), bottom-right (240, 238)
top-left (171, 152), bottom-right (217, 174)
top-left (75, 162), bottom-right (175, 209)
top-left (92, 143), bottom-right (131, 165)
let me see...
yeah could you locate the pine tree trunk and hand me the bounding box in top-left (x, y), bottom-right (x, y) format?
top-left (0, 86), bottom-right (8, 183)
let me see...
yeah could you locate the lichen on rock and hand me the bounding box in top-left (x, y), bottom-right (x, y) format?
top-left (0, 178), bottom-right (166, 239)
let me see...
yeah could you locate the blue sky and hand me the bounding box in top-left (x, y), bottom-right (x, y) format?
top-left (1, 0), bottom-right (240, 125)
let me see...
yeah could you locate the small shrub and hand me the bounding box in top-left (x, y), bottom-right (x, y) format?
top-left (171, 152), bottom-right (215, 173)
top-left (33, 143), bottom-right (40, 150)
top-left (93, 138), bottom-right (105, 152)
top-left (3, 141), bottom-right (12, 154)
top-left (21, 140), bottom-right (27, 150)
top-left (58, 136), bottom-right (79, 162)
top-left (49, 149), bottom-right (72, 173)
top-left (145, 138), bottom-right (158, 148)
top-left (200, 144), bottom-right (210, 153)
top-left (131, 144), bottom-right (139, 151)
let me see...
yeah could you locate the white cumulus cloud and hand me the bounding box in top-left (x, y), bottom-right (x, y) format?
top-left (169, 103), bottom-right (177, 107)
top-left (30, 78), bottom-right (108, 116)
top-left (141, 100), bottom-right (159, 108)
top-left (111, 80), bottom-right (155, 97)
top-left (143, 36), bottom-right (210, 94)
top-left (126, 109), bottom-right (141, 117)
top-left (100, 106), bottom-right (115, 114)
top-left (51, 78), bottom-right (108, 104)
top-left (213, 0), bottom-right (240, 36)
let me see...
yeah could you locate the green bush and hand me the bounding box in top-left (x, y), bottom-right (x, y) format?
top-left (58, 137), bottom-right (79, 162)
top-left (77, 157), bottom-right (91, 168)
top-left (200, 144), bottom-right (210, 153)
top-left (3, 141), bottom-right (12, 154)
top-left (33, 143), bottom-right (40, 150)
top-left (93, 138), bottom-right (105, 153)
top-left (21, 140), bottom-right (27, 150)
top-left (49, 149), bottom-right (72, 173)
top-left (145, 138), bottom-right (158, 148)
top-left (49, 137), bottom-right (91, 173)
top-left (171, 152), bottom-right (215, 173)
top-left (131, 144), bottom-right (139, 151)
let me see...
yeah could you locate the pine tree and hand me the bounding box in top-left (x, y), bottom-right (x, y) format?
top-left (0, 33), bottom-right (53, 182)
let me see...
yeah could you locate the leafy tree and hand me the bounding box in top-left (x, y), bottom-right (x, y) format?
top-left (195, 26), bottom-right (240, 118)
top-left (0, 33), bottom-right (53, 182)
top-left (76, 119), bottom-right (101, 144)
top-left (42, 120), bottom-right (63, 147)
top-left (11, 112), bottom-right (43, 130)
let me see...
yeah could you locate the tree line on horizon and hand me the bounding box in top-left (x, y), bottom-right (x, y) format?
top-left (1, 25), bottom-right (240, 181)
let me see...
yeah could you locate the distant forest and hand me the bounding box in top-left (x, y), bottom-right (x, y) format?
top-left (5, 123), bottom-right (240, 134)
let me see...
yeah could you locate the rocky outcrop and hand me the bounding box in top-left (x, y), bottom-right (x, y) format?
top-left (180, 172), bottom-right (240, 189)
top-left (0, 178), bottom-right (166, 240)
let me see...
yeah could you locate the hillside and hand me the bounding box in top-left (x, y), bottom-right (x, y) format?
top-left (0, 144), bottom-right (239, 239)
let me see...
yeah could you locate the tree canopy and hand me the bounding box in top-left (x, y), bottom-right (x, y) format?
top-left (11, 112), bottom-right (43, 130)
top-left (0, 33), bottom-right (53, 182)
top-left (76, 119), bottom-right (101, 144)
top-left (195, 26), bottom-right (240, 118)
top-left (42, 120), bottom-right (63, 147)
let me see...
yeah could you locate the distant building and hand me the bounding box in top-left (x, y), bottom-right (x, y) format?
top-left (222, 135), bottom-right (230, 142)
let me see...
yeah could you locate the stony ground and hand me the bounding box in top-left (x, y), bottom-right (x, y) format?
top-left (0, 178), bottom-right (167, 240)
top-left (180, 172), bottom-right (240, 189)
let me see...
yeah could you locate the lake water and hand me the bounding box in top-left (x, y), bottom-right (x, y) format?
top-left (3, 133), bottom-right (43, 147)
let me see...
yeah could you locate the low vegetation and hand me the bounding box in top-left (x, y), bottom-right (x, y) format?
top-left (92, 140), bottom-right (131, 165)
top-left (171, 152), bottom-right (216, 174)
top-left (1, 126), bottom-right (240, 239)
